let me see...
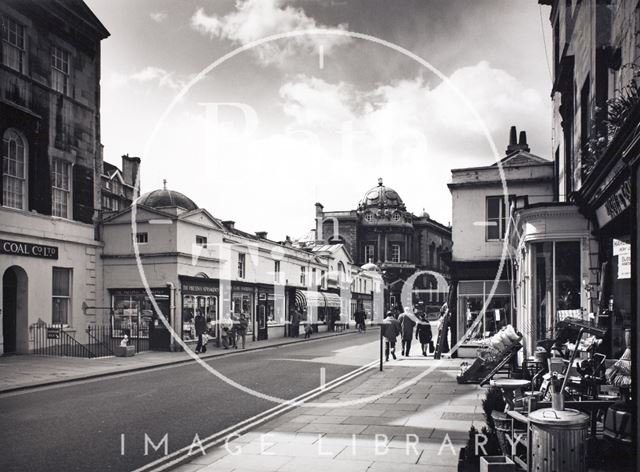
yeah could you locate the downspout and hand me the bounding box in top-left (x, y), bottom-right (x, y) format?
top-left (166, 282), bottom-right (176, 351)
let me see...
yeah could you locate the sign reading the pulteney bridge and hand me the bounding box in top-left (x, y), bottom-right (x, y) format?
top-left (0, 239), bottom-right (58, 259)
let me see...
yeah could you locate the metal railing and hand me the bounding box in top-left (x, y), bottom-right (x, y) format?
top-left (30, 323), bottom-right (151, 358)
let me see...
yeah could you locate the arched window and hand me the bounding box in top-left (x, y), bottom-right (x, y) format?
top-left (2, 129), bottom-right (27, 210)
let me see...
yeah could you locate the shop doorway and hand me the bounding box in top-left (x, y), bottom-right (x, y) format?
top-left (2, 266), bottom-right (28, 354)
top-left (257, 295), bottom-right (268, 340)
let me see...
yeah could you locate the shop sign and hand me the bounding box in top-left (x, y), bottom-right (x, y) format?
top-left (110, 288), bottom-right (169, 298)
top-left (596, 178), bottom-right (632, 227)
top-left (180, 276), bottom-right (219, 295)
top-left (613, 239), bottom-right (631, 280)
top-left (232, 284), bottom-right (255, 293)
top-left (0, 239), bottom-right (58, 259)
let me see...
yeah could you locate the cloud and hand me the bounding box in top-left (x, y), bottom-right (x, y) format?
top-left (150, 11), bottom-right (168, 23)
top-left (130, 66), bottom-right (184, 90)
top-left (190, 0), bottom-right (350, 66)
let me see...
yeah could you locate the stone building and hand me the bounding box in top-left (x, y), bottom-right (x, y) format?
top-left (100, 154), bottom-right (140, 213)
top-left (448, 127), bottom-right (555, 352)
top-left (314, 179), bottom-right (452, 313)
top-left (0, 0), bottom-right (109, 354)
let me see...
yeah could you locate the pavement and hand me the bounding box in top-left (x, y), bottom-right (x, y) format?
top-left (170, 356), bottom-right (483, 472)
top-left (0, 328), bottom-right (356, 393)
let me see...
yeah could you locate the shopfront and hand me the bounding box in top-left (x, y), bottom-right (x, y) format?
top-left (180, 276), bottom-right (219, 345)
top-left (589, 175), bottom-right (632, 358)
top-left (351, 292), bottom-right (373, 322)
top-left (231, 282), bottom-right (256, 339)
top-left (110, 287), bottom-right (170, 350)
top-left (456, 280), bottom-right (512, 343)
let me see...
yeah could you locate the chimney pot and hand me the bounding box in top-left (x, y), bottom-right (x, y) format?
top-left (509, 126), bottom-right (517, 145)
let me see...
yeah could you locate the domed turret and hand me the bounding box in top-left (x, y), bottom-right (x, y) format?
top-left (137, 180), bottom-right (198, 211)
top-left (358, 178), bottom-right (406, 211)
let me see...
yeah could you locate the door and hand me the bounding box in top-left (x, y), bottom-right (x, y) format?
top-left (2, 268), bottom-right (18, 353)
top-left (257, 298), bottom-right (268, 341)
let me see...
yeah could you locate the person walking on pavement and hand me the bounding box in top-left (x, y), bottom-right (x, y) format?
top-left (354, 307), bottom-right (365, 333)
top-left (381, 310), bottom-right (401, 361)
top-left (290, 309), bottom-right (301, 338)
top-left (398, 306), bottom-right (417, 356)
top-left (236, 311), bottom-right (249, 349)
top-left (415, 302), bottom-right (433, 356)
top-left (194, 309), bottom-right (207, 354)
top-left (221, 314), bottom-right (234, 349)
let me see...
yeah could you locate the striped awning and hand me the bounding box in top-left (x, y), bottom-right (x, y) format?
top-left (323, 292), bottom-right (342, 308)
top-left (296, 290), bottom-right (345, 309)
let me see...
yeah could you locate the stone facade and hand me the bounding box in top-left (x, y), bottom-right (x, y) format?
top-left (314, 179), bottom-right (452, 313)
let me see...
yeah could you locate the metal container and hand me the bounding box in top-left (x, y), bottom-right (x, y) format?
top-left (529, 408), bottom-right (589, 472)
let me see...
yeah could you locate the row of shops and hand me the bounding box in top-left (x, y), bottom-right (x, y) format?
top-left (109, 277), bottom-right (371, 351)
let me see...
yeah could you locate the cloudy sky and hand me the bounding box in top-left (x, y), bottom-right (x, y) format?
top-left (87, 0), bottom-right (553, 241)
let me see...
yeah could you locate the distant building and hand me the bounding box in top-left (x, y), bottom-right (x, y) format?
top-left (0, 0), bottom-right (109, 354)
top-left (314, 179), bottom-right (452, 314)
top-left (448, 127), bottom-right (555, 352)
top-left (100, 154), bottom-right (140, 213)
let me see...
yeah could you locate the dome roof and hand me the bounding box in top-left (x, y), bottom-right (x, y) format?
top-left (138, 182), bottom-right (198, 211)
top-left (358, 178), bottom-right (405, 210)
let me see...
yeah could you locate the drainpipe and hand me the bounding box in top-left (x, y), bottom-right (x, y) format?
top-left (166, 282), bottom-right (176, 351)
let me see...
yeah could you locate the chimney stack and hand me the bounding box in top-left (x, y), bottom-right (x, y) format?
top-left (255, 231), bottom-right (268, 239)
top-left (121, 154), bottom-right (141, 195)
top-left (518, 131), bottom-right (530, 152)
top-left (505, 126), bottom-right (530, 155)
top-left (222, 220), bottom-right (235, 230)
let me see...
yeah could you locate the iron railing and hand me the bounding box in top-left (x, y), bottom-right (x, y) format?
top-left (30, 322), bottom-right (151, 358)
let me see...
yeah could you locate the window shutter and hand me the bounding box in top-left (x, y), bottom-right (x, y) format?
top-left (73, 164), bottom-right (94, 223)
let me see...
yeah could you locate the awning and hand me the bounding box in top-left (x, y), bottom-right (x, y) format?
top-left (296, 290), bottom-right (326, 308)
top-left (295, 290), bottom-right (344, 309)
top-left (323, 292), bottom-right (342, 308)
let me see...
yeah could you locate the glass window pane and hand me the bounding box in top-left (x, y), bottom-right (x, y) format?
top-left (52, 268), bottom-right (70, 296)
top-left (555, 241), bottom-right (581, 311)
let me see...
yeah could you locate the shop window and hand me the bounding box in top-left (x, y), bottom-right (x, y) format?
top-left (195, 235), bottom-right (207, 247)
top-left (300, 266), bottom-right (306, 286)
top-left (391, 244), bottom-right (400, 263)
top-left (135, 232), bottom-right (148, 244)
top-left (52, 46), bottom-right (70, 95)
top-left (182, 295), bottom-right (217, 341)
top-left (2, 129), bottom-right (27, 210)
top-left (111, 289), bottom-right (167, 339)
top-left (532, 240), bottom-right (581, 342)
top-left (52, 267), bottom-right (71, 325)
top-left (237, 253), bottom-right (245, 279)
top-left (51, 158), bottom-right (71, 218)
top-left (232, 292), bottom-right (253, 334)
top-left (1, 16), bottom-right (25, 73)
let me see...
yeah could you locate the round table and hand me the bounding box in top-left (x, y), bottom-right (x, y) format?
top-left (489, 379), bottom-right (531, 411)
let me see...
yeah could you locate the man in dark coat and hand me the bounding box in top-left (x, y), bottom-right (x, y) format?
top-left (194, 309), bottom-right (207, 354)
top-left (381, 311), bottom-right (401, 361)
top-left (415, 302), bottom-right (433, 356)
top-left (398, 307), bottom-right (417, 356)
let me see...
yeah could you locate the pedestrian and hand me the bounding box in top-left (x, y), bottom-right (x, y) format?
top-left (304, 318), bottom-right (313, 339)
top-left (415, 309), bottom-right (433, 356)
top-left (194, 309), bottom-right (207, 354)
top-left (290, 309), bottom-right (301, 338)
top-left (381, 310), bottom-right (401, 361)
top-left (354, 307), bottom-right (365, 333)
top-left (398, 306), bottom-right (417, 356)
top-left (436, 302), bottom-right (450, 353)
top-left (236, 311), bottom-right (249, 349)
top-left (221, 314), bottom-right (233, 349)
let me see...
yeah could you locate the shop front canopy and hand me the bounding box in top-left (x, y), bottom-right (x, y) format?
top-left (295, 290), bottom-right (344, 309)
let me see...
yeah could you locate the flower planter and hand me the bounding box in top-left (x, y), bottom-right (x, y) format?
top-left (480, 456), bottom-right (514, 472)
